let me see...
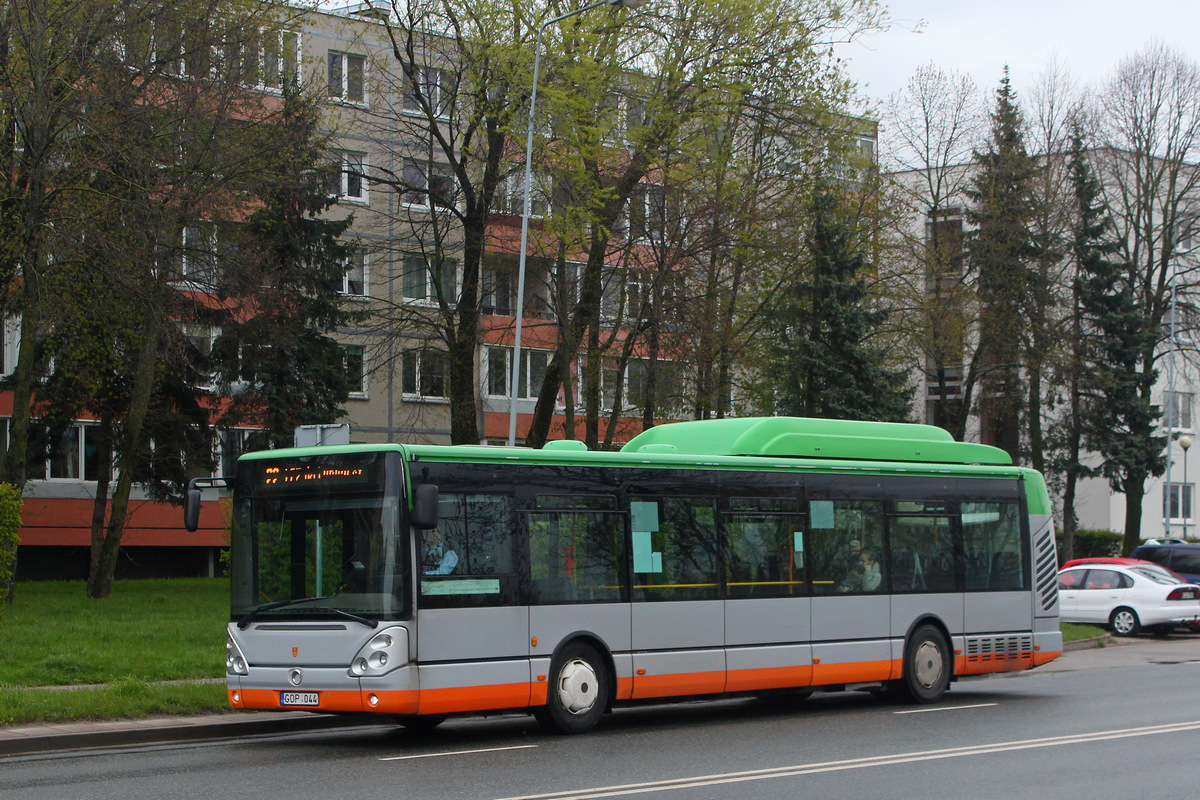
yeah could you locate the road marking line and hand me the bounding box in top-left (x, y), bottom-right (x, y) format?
top-left (382, 744), bottom-right (538, 762)
top-left (493, 720), bottom-right (1200, 800)
top-left (893, 702), bottom-right (999, 714)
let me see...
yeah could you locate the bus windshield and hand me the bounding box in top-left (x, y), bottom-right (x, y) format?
top-left (229, 452), bottom-right (409, 622)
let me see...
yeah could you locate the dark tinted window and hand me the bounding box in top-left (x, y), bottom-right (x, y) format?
top-left (630, 496), bottom-right (719, 600)
top-left (725, 501), bottom-right (807, 598)
top-left (1168, 548), bottom-right (1200, 575)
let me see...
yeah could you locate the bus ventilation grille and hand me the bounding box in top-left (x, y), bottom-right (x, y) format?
top-left (965, 634), bottom-right (1034, 662)
top-left (1032, 524), bottom-right (1059, 614)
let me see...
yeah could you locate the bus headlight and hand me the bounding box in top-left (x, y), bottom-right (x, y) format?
top-left (349, 627), bottom-right (406, 678)
top-left (226, 632), bottom-right (249, 676)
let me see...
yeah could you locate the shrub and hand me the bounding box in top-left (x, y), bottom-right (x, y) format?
top-left (0, 483), bottom-right (24, 623)
top-left (1060, 528), bottom-right (1122, 562)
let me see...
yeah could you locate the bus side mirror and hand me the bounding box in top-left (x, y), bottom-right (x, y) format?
top-left (411, 484), bottom-right (439, 530)
top-left (184, 477), bottom-right (227, 532)
top-left (184, 487), bottom-right (202, 532)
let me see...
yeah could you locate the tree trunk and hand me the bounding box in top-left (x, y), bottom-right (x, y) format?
top-left (87, 417), bottom-right (115, 586)
top-left (87, 317), bottom-right (161, 599)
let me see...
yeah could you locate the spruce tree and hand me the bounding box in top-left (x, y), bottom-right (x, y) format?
top-left (1070, 127), bottom-right (1164, 555)
top-left (764, 188), bottom-right (911, 422)
top-left (211, 89), bottom-right (360, 448)
top-left (966, 70), bottom-right (1043, 463)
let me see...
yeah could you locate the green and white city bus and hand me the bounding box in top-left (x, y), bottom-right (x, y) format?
top-left (185, 416), bottom-right (1062, 734)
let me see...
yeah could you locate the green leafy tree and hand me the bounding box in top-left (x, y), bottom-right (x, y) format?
top-left (761, 188), bottom-right (911, 421)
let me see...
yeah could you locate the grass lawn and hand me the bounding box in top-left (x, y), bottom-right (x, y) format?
top-left (0, 578), bottom-right (231, 725)
top-left (1061, 622), bottom-right (1107, 642)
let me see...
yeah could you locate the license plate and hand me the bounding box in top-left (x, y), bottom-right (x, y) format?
top-left (280, 691), bottom-right (319, 707)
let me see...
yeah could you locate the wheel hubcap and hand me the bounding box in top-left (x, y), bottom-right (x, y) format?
top-left (1115, 612), bottom-right (1133, 633)
top-left (557, 658), bottom-right (599, 715)
top-left (913, 640), bottom-right (944, 689)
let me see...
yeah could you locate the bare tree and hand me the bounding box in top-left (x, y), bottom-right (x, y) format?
top-left (1095, 42), bottom-right (1200, 551)
top-left (882, 63), bottom-right (984, 438)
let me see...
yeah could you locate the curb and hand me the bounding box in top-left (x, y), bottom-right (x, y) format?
top-left (0, 712), bottom-right (391, 758)
top-left (1063, 633), bottom-right (1111, 651)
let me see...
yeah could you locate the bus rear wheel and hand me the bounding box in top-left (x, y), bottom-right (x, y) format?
top-left (897, 624), bottom-right (951, 703)
top-left (536, 641), bottom-right (609, 735)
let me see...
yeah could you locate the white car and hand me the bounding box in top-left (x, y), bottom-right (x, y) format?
top-left (1057, 563), bottom-right (1200, 636)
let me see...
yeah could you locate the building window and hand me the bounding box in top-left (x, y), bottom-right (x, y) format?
top-left (482, 266), bottom-right (514, 315)
top-left (331, 250), bottom-right (366, 296)
top-left (496, 170), bottom-right (550, 217)
top-left (329, 151), bottom-right (367, 202)
top-left (27, 424), bottom-right (106, 482)
top-left (401, 254), bottom-right (457, 305)
top-left (327, 51), bottom-right (365, 103)
top-left (486, 347), bottom-right (547, 400)
top-left (401, 161), bottom-right (456, 209)
top-left (1165, 391), bottom-right (1193, 431)
top-left (1166, 482), bottom-right (1193, 523)
top-left (402, 350), bottom-right (448, 399)
top-left (402, 66), bottom-right (448, 116)
top-left (344, 344), bottom-right (366, 397)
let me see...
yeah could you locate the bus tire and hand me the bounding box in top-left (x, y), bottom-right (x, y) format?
top-left (1110, 607), bottom-right (1141, 637)
top-left (537, 641), bottom-right (609, 735)
top-left (898, 624), bottom-right (951, 704)
top-left (395, 714), bottom-right (446, 732)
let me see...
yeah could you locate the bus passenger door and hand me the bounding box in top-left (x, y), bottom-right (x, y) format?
top-left (808, 500), bottom-right (893, 685)
top-left (629, 497), bottom-right (725, 699)
top-left (723, 506), bottom-right (812, 692)
top-left (414, 493), bottom-right (531, 715)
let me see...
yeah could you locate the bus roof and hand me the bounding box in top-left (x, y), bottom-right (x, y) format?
top-left (236, 418), bottom-right (1050, 515)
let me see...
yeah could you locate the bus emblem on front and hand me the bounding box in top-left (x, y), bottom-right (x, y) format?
top-left (292, 647), bottom-right (299, 658)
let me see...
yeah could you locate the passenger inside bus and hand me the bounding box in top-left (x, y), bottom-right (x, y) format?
top-left (423, 528), bottom-right (459, 575)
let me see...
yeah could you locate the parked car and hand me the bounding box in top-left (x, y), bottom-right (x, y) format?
top-left (1060, 557), bottom-right (1188, 582)
top-left (1057, 563), bottom-right (1200, 636)
top-left (1130, 543), bottom-right (1200, 583)
top-left (1143, 538), bottom-right (1189, 546)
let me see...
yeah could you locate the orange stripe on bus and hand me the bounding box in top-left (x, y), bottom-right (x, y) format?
top-left (811, 659), bottom-right (897, 686)
top-left (417, 682), bottom-right (531, 715)
top-left (631, 670), bottom-right (725, 699)
top-left (724, 665), bottom-right (814, 693)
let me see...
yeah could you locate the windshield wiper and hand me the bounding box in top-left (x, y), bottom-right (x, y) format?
top-left (237, 596), bottom-right (378, 629)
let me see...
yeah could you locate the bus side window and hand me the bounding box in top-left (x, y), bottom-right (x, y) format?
top-left (631, 497), bottom-right (719, 601)
top-left (528, 503), bottom-right (625, 604)
top-left (962, 502), bottom-right (1025, 591)
top-left (808, 500), bottom-right (885, 595)
top-left (724, 498), bottom-right (806, 598)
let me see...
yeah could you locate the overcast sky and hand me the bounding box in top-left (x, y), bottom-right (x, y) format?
top-left (836, 0), bottom-right (1200, 108)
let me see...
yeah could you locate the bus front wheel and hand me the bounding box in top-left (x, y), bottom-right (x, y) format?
top-left (897, 624), bottom-right (951, 703)
top-left (536, 641), bottom-right (609, 734)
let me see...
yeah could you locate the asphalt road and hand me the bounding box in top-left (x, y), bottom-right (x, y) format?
top-left (2, 635), bottom-right (1198, 800)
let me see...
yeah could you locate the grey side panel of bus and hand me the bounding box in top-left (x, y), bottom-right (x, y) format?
top-left (725, 597), bottom-right (812, 683)
top-left (416, 606), bottom-right (530, 702)
top-left (632, 600), bottom-right (725, 696)
top-left (810, 595), bottom-right (891, 677)
top-left (529, 603), bottom-right (632, 682)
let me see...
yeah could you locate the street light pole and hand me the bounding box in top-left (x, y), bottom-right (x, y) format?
top-left (1182, 435), bottom-right (1193, 536)
top-left (507, 0), bottom-right (648, 447)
